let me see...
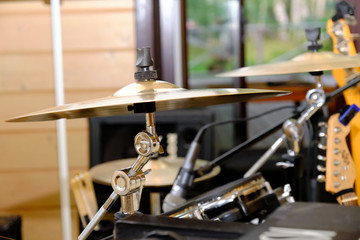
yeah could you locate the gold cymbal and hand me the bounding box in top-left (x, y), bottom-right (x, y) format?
top-left (218, 51), bottom-right (360, 77)
top-left (6, 80), bottom-right (290, 122)
top-left (89, 157), bottom-right (221, 187)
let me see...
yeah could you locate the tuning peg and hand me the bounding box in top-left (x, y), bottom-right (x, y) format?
top-left (317, 165), bottom-right (326, 172)
top-left (317, 175), bottom-right (325, 183)
top-left (333, 170), bottom-right (340, 177)
top-left (333, 160), bottom-right (340, 166)
top-left (318, 121), bottom-right (327, 127)
top-left (334, 138), bottom-right (341, 144)
top-left (317, 155), bottom-right (327, 161)
top-left (317, 143), bottom-right (327, 150)
top-left (334, 127), bottom-right (341, 133)
top-left (276, 161), bottom-right (294, 169)
top-left (350, 33), bottom-right (360, 41)
top-left (318, 132), bottom-right (327, 138)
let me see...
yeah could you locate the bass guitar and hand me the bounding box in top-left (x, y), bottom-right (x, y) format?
top-left (327, 0), bottom-right (360, 204)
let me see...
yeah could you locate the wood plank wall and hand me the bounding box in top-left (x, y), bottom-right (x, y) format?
top-left (0, 1), bottom-right (136, 239)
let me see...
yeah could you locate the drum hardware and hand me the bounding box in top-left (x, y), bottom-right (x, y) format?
top-left (243, 81), bottom-right (326, 178)
top-left (78, 49), bottom-right (166, 240)
top-left (78, 113), bottom-right (161, 240)
top-left (6, 85), bottom-right (288, 122)
top-left (5, 57), bottom-right (289, 123)
top-left (163, 173), bottom-right (293, 223)
top-left (243, 28), bottom-right (360, 179)
top-left (217, 50), bottom-right (360, 77)
top-left (90, 157), bottom-right (220, 187)
top-left (244, 76), bottom-right (360, 177)
top-left (242, 76), bottom-right (360, 201)
top-left (163, 105), bottom-right (300, 212)
top-left (6, 46), bottom-right (291, 240)
top-left (217, 29), bottom-right (360, 78)
top-left (275, 119), bottom-right (305, 200)
top-left (89, 132), bottom-right (220, 193)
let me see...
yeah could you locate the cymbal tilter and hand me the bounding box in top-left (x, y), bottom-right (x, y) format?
top-left (79, 112), bottom-right (162, 240)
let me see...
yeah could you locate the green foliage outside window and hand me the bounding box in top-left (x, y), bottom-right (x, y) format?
top-left (186, 0), bottom-right (337, 76)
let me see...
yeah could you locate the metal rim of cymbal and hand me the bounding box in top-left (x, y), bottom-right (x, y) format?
top-left (89, 157), bottom-right (221, 187)
top-left (6, 80), bottom-right (290, 122)
top-left (217, 51), bottom-right (360, 77)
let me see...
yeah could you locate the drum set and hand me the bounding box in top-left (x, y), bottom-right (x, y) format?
top-left (7, 27), bottom-right (360, 239)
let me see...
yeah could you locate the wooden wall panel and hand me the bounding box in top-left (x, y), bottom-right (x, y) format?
top-left (0, 0), bottom-right (136, 239)
top-left (0, 1), bottom-right (135, 52)
top-left (0, 51), bottom-right (135, 92)
top-left (0, 171), bottom-right (68, 210)
top-left (20, 209), bottom-right (80, 240)
top-left (62, 51), bottom-right (135, 89)
top-left (0, 130), bottom-right (88, 170)
top-left (0, 208), bottom-right (79, 240)
top-left (61, 12), bottom-right (135, 51)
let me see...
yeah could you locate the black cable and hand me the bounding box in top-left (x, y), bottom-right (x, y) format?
top-left (193, 105), bottom-right (300, 177)
top-left (194, 105), bottom-right (298, 143)
top-left (192, 77), bottom-right (360, 182)
top-left (194, 118), bottom-right (293, 177)
top-left (325, 76), bottom-right (360, 103)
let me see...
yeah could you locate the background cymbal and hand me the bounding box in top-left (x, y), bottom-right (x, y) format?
top-left (89, 157), bottom-right (221, 187)
top-left (7, 80), bottom-right (290, 122)
top-left (218, 51), bottom-right (360, 77)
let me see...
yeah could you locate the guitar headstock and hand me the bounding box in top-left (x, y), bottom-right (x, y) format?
top-left (325, 113), bottom-right (356, 194)
top-left (327, 0), bottom-right (357, 55)
top-left (326, 0), bottom-right (360, 111)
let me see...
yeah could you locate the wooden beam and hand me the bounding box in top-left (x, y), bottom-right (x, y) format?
top-left (134, 0), bottom-right (163, 80)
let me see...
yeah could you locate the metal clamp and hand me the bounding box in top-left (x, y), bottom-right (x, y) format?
top-left (78, 113), bottom-right (161, 240)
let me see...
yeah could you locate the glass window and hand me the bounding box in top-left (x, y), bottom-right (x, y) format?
top-left (187, 0), bottom-right (240, 87)
top-left (186, 0), bottom-right (337, 87)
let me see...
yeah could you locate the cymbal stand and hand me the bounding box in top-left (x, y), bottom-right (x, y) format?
top-left (245, 27), bottom-right (327, 178)
top-left (276, 118), bottom-right (305, 200)
top-left (244, 74), bottom-right (326, 178)
top-left (78, 112), bottom-right (162, 240)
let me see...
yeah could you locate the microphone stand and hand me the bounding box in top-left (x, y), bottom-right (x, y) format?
top-left (162, 106), bottom-right (298, 212)
top-left (163, 76), bottom-right (360, 211)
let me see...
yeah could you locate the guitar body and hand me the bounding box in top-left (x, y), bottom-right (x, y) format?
top-left (327, 17), bottom-right (360, 205)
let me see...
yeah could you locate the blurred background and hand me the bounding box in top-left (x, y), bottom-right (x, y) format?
top-left (1, 0), bottom-right (359, 239)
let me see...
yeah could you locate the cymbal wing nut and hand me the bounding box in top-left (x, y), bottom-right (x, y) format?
top-left (111, 169), bottom-right (145, 196)
top-left (134, 131), bottom-right (160, 156)
top-left (306, 88), bottom-right (326, 107)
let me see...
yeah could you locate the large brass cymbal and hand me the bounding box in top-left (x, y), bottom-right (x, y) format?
top-left (218, 51), bottom-right (360, 77)
top-left (6, 80), bottom-right (290, 122)
top-left (90, 157), bottom-right (221, 187)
